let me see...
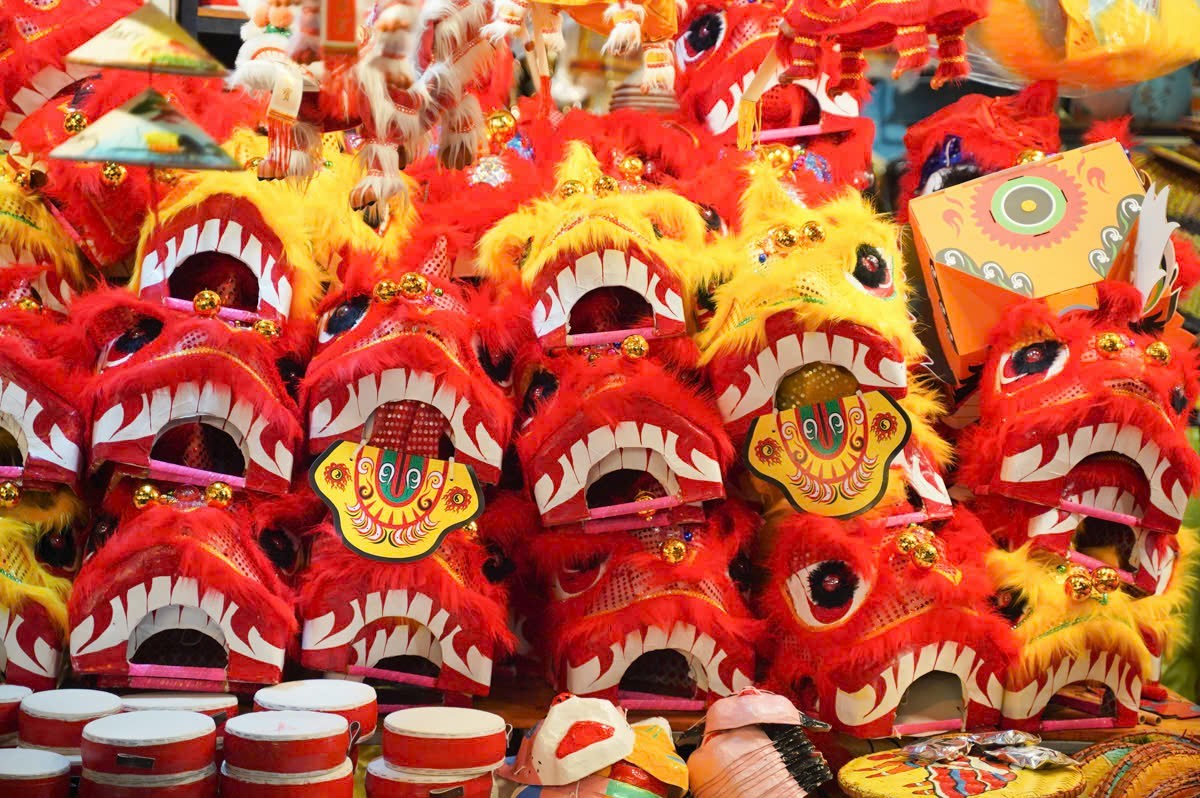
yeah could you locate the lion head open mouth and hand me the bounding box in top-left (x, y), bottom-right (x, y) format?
top-left (762, 513), bottom-right (1013, 737)
top-left (137, 195), bottom-right (295, 324)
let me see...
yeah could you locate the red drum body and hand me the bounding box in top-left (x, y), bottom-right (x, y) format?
top-left (366, 759), bottom-right (494, 798)
top-left (82, 710), bottom-right (216, 777)
top-left (381, 707), bottom-right (507, 773)
top-left (220, 760), bottom-right (354, 798)
top-left (20, 689), bottom-right (122, 765)
top-left (254, 680), bottom-right (378, 740)
top-left (223, 710), bottom-right (349, 774)
top-left (0, 685), bottom-right (31, 746)
top-left (0, 748), bottom-right (71, 798)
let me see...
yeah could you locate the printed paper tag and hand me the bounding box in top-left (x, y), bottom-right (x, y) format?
top-left (744, 391), bottom-right (911, 518)
top-left (310, 441), bottom-right (484, 562)
top-left (269, 65), bottom-right (304, 121)
top-left (67, 3), bottom-right (225, 76)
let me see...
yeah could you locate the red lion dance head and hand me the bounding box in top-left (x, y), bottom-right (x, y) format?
top-left (0, 265), bottom-right (88, 690)
top-left (65, 157), bottom-right (334, 691)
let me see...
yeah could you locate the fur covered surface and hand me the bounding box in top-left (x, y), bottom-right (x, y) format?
top-left (759, 510), bottom-right (1017, 709)
top-left (897, 81), bottom-right (1060, 222)
top-left (0, 489), bottom-right (85, 639)
top-left (0, 178), bottom-right (84, 283)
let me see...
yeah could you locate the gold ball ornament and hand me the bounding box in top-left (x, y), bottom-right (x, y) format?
top-left (485, 110), bottom-right (517, 143)
top-left (101, 162), bottom-right (126, 186)
top-left (16, 297), bottom-right (41, 312)
top-left (760, 143), bottom-right (795, 172)
top-left (63, 111), bottom-right (88, 134)
top-left (205, 481), bottom-right (234, 508)
top-left (896, 530), bottom-right (921, 553)
top-left (593, 175), bottom-right (618, 196)
top-left (911, 541), bottom-right (939, 568)
top-left (1093, 566), bottom-right (1121, 594)
top-left (1146, 340), bottom-right (1171, 365)
top-left (660, 537), bottom-right (688, 564)
top-left (1065, 572), bottom-right (1093, 601)
top-left (559, 180), bottom-right (586, 199)
top-left (618, 154), bottom-right (645, 181)
top-left (193, 289), bottom-right (222, 317)
top-left (621, 334), bottom-right (649, 360)
top-left (1016, 149), bottom-right (1046, 165)
top-left (800, 221), bottom-right (825, 244)
top-left (462, 521), bottom-right (480, 541)
top-left (0, 481), bottom-right (19, 509)
top-left (1096, 332), bottom-right (1125, 355)
top-left (133, 483), bottom-right (161, 509)
top-left (253, 318), bottom-right (280, 339)
top-left (399, 272), bottom-right (429, 299)
top-left (771, 225), bottom-right (801, 250)
top-left (374, 279), bottom-right (401, 303)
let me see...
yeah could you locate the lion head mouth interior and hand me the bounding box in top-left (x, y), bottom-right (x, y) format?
top-left (168, 252), bottom-right (260, 312)
top-left (775, 363), bottom-right (861, 409)
top-left (619, 649), bottom-right (702, 699)
top-left (0, 425), bottom-right (22, 469)
top-left (365, 399), bottom-right (455, 459)
top-left (568, 286), bottom-right (656, 338)
top-left (127, 604), bottom-right (229, 670)
top-left (150, 421), bottom-right (246, 479)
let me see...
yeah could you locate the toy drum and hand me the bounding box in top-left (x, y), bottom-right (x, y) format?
top-left (20, 689), bottom-right (123, 752)
top-left (82, 710), bottom-right (216, 777)
top-left (120, 693), bottom-right (238, 727)
top-left (0, 747), bottom-right (70, 798)
top-left (223, 710), bottom-right (349, 774)
top-left (0, 685), bottom-right (31, 746)
top-left (220, 760), bottom-right (354, 798)
top-left (254, 680), bottom-right (378, 739)
top-left (382, 707), bottom-right (507, 773)
top-left (366, 759), bottom-right (494, 798)
top-left (78, 766), bottom-right (218, 798)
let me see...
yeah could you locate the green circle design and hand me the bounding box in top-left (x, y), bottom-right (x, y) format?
top-left (990, 176), bottom-right (1067, 236)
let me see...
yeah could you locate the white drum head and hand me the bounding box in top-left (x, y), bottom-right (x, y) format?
top-left (84, 710), bottom-right (215, 745)
top-left (0, 748), bottom-right (70, 778)
top-left (121, 693), bottom-right (238, 714)
top-left (226, 710), bottom-right (347, 742)
top-left (255, 680), bottom-right (376, 712)
top-left (0, 685), bottom-right (32, 705)
top-left (21, 690), bottom-right (122, 721)
top-left (384, 707), bottom-right (505, 739)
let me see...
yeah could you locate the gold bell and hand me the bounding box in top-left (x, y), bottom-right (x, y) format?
top-left (618, 155), bottom-right (645, 181)
top-left (800, 221), bottom-right (825, 244)
top-left (896, 530), bottom-right (921, 553)
top-left (1065, 572), bottom-right (1093, 601)
top-left (1016, 150), bottom-right (1046, 165)
top-left (594, 175), bottom-right (618, 196)
top-left (193, 289), bottom-right (222, 317)
top-left (771, 225), bottom-right (801, 250)
top-left (461, 521), bottom-right (480, 541)
top-left (1092, 566), bottom-right (1121, 594)
top-left (1146, 341), bottom-right (1171, 365)
top-left (760, 143), bottom-right (795, 172)
top-left (621, 334), bottom-right (649, 360)
top-left (660, 537), bottom-right (688, 564)
top-left (559, 180), bottom-right (585, 199)
top-left (911, 541), bottom-right (939, 569)
top-left (253, 318), bottom-right (280, 339)
top-left (0, 481), bottom-right (20, 509)
top-left (374, 279), bottom-right (401, 303)
top-left (399, 272), bottom-right (429, 299)
top-left (485, 110), bottom-right (517, 144)
top-left (1096, 332), bottom-right (1125, 355)
top-left (16, 297), bottom-right (41, 312)
top-left (205, 481), bottom-right (234, 508)
top-left (64, 111), bottom-right (88, 134)
top-left (101, 162), bottom-right (126, 186)
top-left (133, 483), bottom-right (161, 509)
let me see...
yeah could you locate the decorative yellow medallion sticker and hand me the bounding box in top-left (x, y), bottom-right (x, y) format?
top-left (310, 441), bottom-right (484, 562)
top-left (744, 390), bottom-right (910, 518)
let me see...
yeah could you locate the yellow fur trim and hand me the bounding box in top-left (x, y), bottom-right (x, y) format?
top-left (988, 533), bottom-right (1197, 685)
top-left (0, 489), bottom-right (83, 639)
top-left (0, 174), bottom-right (84, 286)
top-left (478, 141), bottom-right (709, 309)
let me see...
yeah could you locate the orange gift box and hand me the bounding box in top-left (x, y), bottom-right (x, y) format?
top-left (909, 140), bottom-right (1147, 384)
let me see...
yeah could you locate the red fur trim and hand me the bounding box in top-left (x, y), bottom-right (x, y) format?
top-left (1172, 232), bottom-right (1200, 294)
top-left (1084, 116), bottom-right (1135, 150)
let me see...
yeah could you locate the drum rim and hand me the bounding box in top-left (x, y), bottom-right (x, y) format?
top-left (225, 709), bottom-right (348, 741)
top-left (383, 707), bottom-right (506, 738)
top-left (83, 710), bottom-right (216, 745)
top-left (21, 690), bottom-right (122, 721)
top-left (254, 680), bottom-right (377, 713)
